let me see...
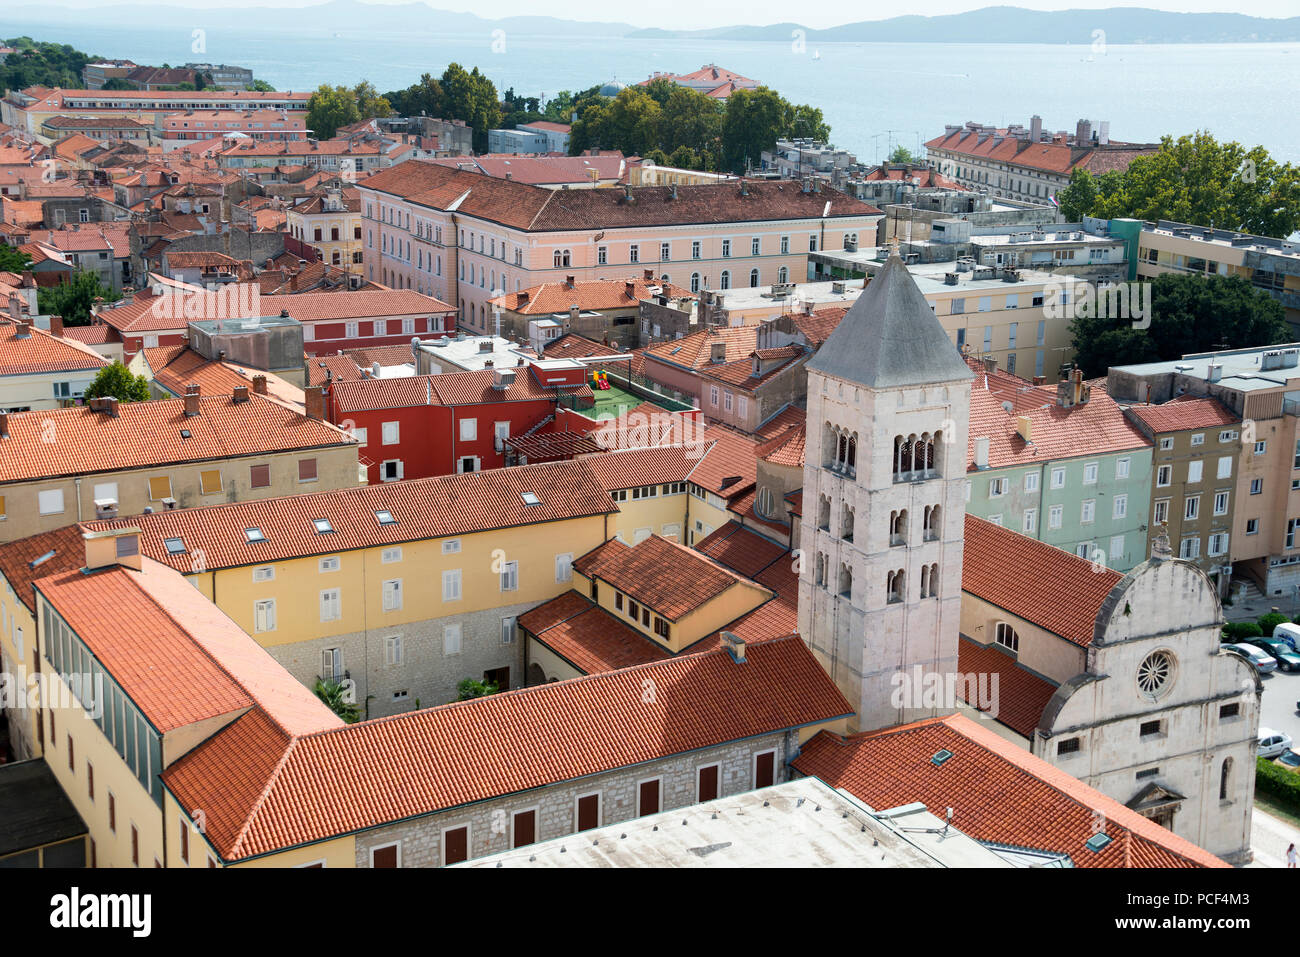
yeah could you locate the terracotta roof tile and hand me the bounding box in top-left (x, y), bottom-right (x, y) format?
top-left (86, 459), bottom-right (618, 571)
top-left (792, 714), bottom-right (1225, 868)
top-left (580, 445), bottom-right (697, 491)
top-left (574, 534), bottom-right (763, 621)
top-left (963, 514), bottom-right (1122, 646)
top-left (967, 386), bottom-right (1149, 470)
top-left (1125, 396), bottom-right (1239, 434)
top-left (694, 521), bottom-right (788, 580)
top-left (957, 637), bottom-right (1058, 737)
top-left (0, 525), bottom-right (89, 613)
top-left (492, 276), bottom-right (694, 315)
top-left (261, 289), bottom-right (454, 322)
top-left (164, 635), bottom-right (852, 861)
top-left (0, 321), bottom-right (107, 375)
top-left (0, 393), bottom-right (351, 485)
top-left (519, 590), bottom-right (672, 674)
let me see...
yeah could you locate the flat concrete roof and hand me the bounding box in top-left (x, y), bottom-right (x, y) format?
top-left (455, 777), bottom-right (1008, 869)
top-left (1111, 344), bottom-right (1300, 392)
top-left (418, 335), bottom-right (534, 371)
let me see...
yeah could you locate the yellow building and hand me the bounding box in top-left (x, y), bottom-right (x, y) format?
top-left (0, 387), bottom-right (360, 543)
top-left (287, 188), bottom-right (363, 274)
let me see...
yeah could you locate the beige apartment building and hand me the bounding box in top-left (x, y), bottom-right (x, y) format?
top-left (1109, 346), bottom-right (1300, 599)
top-left (357, 160), bottom-right (883, 336)
top-left (1124, 398), bottom-right (1242, 594)
top-left (0, 387), bottom-right (359, 542)
top-left (1135, 220), bottom-right (1300, 333)
top-left (286, 188), bottom-right (363, 273)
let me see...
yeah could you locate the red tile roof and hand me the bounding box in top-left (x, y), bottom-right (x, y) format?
top-left (574, 534), bottom-right (765, 621)
top-left (0, 525), bottom-right (89, 612)
top-left (579, 445), bottom-right (697, 491)
top-left (519, 590), bottom-right (672, 674)
top-left (541, 333), bottom-right (624, 361)
top-left (694, 521), bottom-right (789, 580)
top-left (963, 514), bottom-right (1123, 647)
top-left (924, 128), bottom-right (1156, 178)
top-left (164, 635), bottom-right (853, 861)
top-left (967, 386), bottom-right (1150, 470)
top-left (1125, 396), bottom-right (1239, 434)
top-left (0, 393), bottom-right (351, 485)
top-left (956, 637), bottom-right (1058, 738)
top-left (0, 321), bottom-right (107, 375)
top-left (261, 289), bottom-right (454, 322)
top-left (758, 421), bottom-right (805, 467)
top-left (646, 326), bottom-right (758, 371)
top-left (361, 161), bottom-right (879, 231)
top-left (492, 276), bottom-right (694, 315)
top-left (86, 458), bottom-right (618, 570)
top-left (793, 714), bottom-right (1226, 868)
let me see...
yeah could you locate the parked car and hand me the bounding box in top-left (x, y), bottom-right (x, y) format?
top-left (1272, 621), bottom-right (1300, 653)
top-left (1273, 748), bottom-right (1300, 773)
top-left (1221, 642), bottom-right (1278, 674)
top-left (1258, 728), bottom-right (1294, 759)
top-left (1246, 637), bottom-right (1300, 672)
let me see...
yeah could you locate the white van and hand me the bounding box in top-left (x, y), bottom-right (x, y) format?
top-left (1272, 621), bottom-right (1300, 653)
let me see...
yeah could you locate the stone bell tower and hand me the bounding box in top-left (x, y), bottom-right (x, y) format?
top-left (797, 252), bottom-right (973, 732)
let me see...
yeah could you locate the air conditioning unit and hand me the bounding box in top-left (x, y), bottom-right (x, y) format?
top-left (93, 498), bottom-right (118, 520)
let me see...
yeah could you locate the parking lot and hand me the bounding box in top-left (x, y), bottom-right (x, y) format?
top-left (1258, 665), bottom-right (1300, 753)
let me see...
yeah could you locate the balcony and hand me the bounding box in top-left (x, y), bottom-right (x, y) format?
top-left (317, 669), bottom-right (350, 686)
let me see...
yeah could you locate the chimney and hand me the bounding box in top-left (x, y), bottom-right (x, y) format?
top-left (569, 304), bottom-right (580, 322)
top-left (0, 412), bottom-right (8, 438)
top-left (1015, 415), bottom-right (1032, 442)
top-left (232, 385), bottom-right (250, 403)
top-left (184, 383), bottom-right (201, 416)
top-left (48, 315), bottom-right (64, 338)
top-left (14, 319), bottom-right (30, 338)
top-left (644, 269), bottom-right (653, 282)
top-left (518, 290), bottom-right (529, 305)
top-left (982, 355), bottom-right (997, 374)
top-left (565, 275), bottom-right (575, 288)
top-left (83, 527), bottom-right (142, 573)
top-left (1032, 375), bottom-right (1046, 386)
top-left (304, 385), bottom-right (325, 420)
top-left (252, 374), bottom-right (267, 394)
top-left (721, 630), bottom-right (746, 663)
top-left (974, 435), bottom-right (990, 469)
top-left (710, 340), bottom-right (726, 363)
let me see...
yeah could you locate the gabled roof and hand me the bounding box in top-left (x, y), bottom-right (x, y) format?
top-left (968, 386), bottom-right (1150, 470)
top-left (86, 458), bottom-right (618, 571)
top-left (806, 253), bottom-right (973, 389)
top-left (0, 321), bottom-right (107, 376)
top-left (963, 514), bottom-right (1123, 647)
top-left (260, 289), bottom-right (453, 322)
top-left (573, 534), bottom-right (765, 621)
top-left (1125, 396), bottom-right (1239, 434)
top-left (957, 637), bottom-right (1058, 738)
top-left (491, 276), bottom-right (694, 315)
top-left (792, 714), bottom-right (1226, 868)
top-left (0, 393), bottom-right (350, 485)
top-left (360, 160), bottom-right (879, 232)
top-left (164, 635), bottom-right (852, 861)
top-left (519, 590), bottom-right (673, 674)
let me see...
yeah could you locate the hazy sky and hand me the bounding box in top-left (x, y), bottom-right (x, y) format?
top-left (22, 0), bottom-right (1300, 30)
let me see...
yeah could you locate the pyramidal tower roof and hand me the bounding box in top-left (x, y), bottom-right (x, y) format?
top-left (806, 251), bottom-right (974, 389)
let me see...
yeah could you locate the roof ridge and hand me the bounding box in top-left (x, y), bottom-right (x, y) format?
top-left (227, 721), bottom-right (300, 860)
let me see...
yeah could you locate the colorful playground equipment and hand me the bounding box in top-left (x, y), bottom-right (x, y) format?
top-left (590, 369), bottom-right (611, 390)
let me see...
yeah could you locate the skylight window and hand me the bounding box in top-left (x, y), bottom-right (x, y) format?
top-left (521, 491), bottom-right (541, 506)
top-left (930, 749), bottom-right (954, 767)
top-left (164, 537), bottom-right (186, 554)
top-left (375, 510), bottom-right (396, 525)
top-left (179, 429), bottom-right (192, 439)
top-left (244, 527), bottom-right (266, 543)
top-left (1085, 832), bottom-right (1113, 853)
top-left (313, 518), bottom-right (334, 534)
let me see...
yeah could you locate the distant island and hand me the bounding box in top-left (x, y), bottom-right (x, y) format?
top-left (1, 3), bottom-right (1298, 44)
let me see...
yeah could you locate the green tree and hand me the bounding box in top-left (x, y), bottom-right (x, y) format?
top-left (659, 86), bottom-right (722, 156)
top-left (0, 245), bottom-right (32, 273)
top-left (438, 63), bottom-right (501, 153)
top-left (456, 677), bottom-right (500, 700)
top-left (604, 87), bottom-right (662, 157)
top-left (569, 100), bottom-right (611, 154)
top-left (245, 79), bottom-right (276, 92)
top-left (1058, 167), bottom-right (1099, 221)
top-left (36, 270), bottom-right (120, 325)
top-left (1258, 612), bottom-right (1289, 636)
top-left (789, 103), bottom-right (830, 142)
top-left (887, 145), bottom-right (920, 165)
top-left (1070, 272), bottom-right (1291, 376)
top-left (306, 83), bottom-right (360, 140)
top-left (385, 72), bottom-right (443, 119)
top-left (313, 679), bottom-right (361, 723)
top-left (352, 80), bottom-right (393, 121)
top-left (83, 361), bottom-right (151, 403)
top-left (1086, 132), bottom-right (1300, 238)
top-left (102, 77), bottom-right (134, 90)
top-left (721, 86), bottom-right (790, 173)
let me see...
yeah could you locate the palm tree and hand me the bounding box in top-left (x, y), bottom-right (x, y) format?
top-left (313, 679), bottom-right (361, 723)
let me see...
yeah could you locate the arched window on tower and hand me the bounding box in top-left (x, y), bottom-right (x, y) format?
top-left (889, 509), bottom-right (907, 546)
top-left (887, 569), bottom-right (905, 603)
top-left (1220, 757), bottom-right (1234, 801)
top-left (840, 504), bottom-right (854, 542)
top-left (818, 494), bottom-right (831, 531)
top-left (838, 563), bottom-right (853, 598)
top-left (923, 505), bottom-right (941, 542)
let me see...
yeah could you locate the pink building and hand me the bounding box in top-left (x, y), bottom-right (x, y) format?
top-left (357, 161), bottom-right (882, 336)
top-left (162, 109), bottom-right (307, 143)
